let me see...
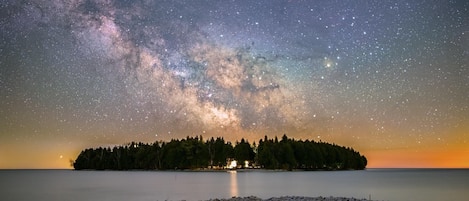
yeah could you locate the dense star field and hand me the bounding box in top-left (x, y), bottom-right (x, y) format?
top-left (0, 0), bottom-right (468, 168)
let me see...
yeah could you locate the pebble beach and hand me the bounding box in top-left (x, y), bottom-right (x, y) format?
top-left (208, 196), bottom-right (375, 201)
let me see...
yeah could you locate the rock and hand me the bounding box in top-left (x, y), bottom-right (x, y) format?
top-left (206, 196), bottom-right (374, 201)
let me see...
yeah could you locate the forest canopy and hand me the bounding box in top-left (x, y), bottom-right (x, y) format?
top-left (73, 135), bottom-right (367, 170)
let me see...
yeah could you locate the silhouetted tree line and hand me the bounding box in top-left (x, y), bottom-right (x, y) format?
top-left (73, 135), bottom-right (367, 170)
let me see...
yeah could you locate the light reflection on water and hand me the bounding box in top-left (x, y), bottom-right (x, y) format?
top-left (229, 170), bottom-right (238, 198)
top-left (0, 169), bottom-right (468, 201)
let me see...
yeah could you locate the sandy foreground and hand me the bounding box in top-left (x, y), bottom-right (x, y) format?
top-left (207, 196), bottom-right (376, 201)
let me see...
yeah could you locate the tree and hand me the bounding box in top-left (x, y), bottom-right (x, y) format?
top-left (234, 138), bottom-right (254, 167)
top-left (73, 135), bottom-right (367, 171)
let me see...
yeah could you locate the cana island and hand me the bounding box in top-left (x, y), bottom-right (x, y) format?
top-left (73, 134), bottom-right (367, 171)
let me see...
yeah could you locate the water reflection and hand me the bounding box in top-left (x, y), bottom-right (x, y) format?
top-left (229, 170), bottom-right (238, 197)
top-left (1, 169), bottom-right (467, 201)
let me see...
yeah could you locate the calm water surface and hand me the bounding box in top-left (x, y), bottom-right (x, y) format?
top-left (0, 169), bottom-right (467, 201)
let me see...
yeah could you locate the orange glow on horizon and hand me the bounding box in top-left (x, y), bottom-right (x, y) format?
top-left (2, 145), bottom-right (468, 169)
top-left (365, 146), bottom-right (469, 168)
top-left (1, 132), bottom-right (468, 169)
top-left (0, 143), bottom-right (77, 169)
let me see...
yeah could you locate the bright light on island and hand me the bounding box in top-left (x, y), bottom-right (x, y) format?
top-left (228, 160), bottom-right (237, 169)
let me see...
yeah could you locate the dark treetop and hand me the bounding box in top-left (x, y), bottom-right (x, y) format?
top-left (73, 135), bottom-right (367, 170)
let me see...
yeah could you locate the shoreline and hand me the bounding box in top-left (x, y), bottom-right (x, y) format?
top-left (207, 196), bottom-right (376, 201)
top-left (69, 168), bottom-right (366, 172)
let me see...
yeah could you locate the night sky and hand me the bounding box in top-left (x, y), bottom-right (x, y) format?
top-left (1, 0), bottom-right (468, 168)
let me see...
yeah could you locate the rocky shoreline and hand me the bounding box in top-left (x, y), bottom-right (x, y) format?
top-left (208, 196), bottom-right (375, 201)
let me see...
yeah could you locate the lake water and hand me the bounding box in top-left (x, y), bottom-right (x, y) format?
top-left (0, 169), bottom-right (467, 201)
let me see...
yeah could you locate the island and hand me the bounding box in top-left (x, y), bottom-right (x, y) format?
top-left (73, 135), bottom-right (367, 171)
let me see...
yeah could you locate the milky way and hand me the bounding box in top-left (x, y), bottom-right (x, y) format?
top-left (1, 0), bottom-right (468, 168)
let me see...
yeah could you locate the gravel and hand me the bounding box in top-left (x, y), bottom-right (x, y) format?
top-left (207, 196), bottom-right (375, 201)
